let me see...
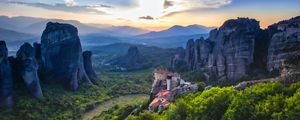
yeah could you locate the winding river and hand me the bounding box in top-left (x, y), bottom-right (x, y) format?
top-left (82, 94), bottom-right (149, 120)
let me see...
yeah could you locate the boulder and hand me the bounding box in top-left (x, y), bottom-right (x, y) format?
top-left (0, 41), bottom-right (13, 108)
top-left (83, 51), bottom-right (98, 85)
top-left (41, 22), bottom-right (91, 90)
top-left (16, 43), bottom-right (43, 98)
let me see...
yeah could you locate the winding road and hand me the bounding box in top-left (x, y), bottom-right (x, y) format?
top-left (82, 94), bottom-right (149, 120)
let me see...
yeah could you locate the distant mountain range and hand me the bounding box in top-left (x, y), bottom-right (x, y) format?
top-left (138, 24), bottom-right (215, 38)
top-left (0, 15), bottom-right (213, 49)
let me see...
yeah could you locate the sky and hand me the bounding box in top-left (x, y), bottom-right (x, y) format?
top-left (0, 0), bottom-right (300, 31)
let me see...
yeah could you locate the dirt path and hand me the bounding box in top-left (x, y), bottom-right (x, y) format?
top-left (82, 94), bottom-right (149, 120)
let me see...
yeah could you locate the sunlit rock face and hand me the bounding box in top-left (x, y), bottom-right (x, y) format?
top-left (208, 18), bottom-right (260, 80)
top-left (16, 43), bottom-right (43, 98)
top-left (0, 41), bottom-right (13, 108)
top-left (83, 51), bottom-right (98, 85)
top-left (41, 22), bottom-right (91, 91)
top-left (267, 16), bottom-right (300, 71)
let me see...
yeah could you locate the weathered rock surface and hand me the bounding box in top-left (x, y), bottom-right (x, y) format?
top-left (180, 18), bottom-right (260, 80)
top-left (16, 43), bottom-right (43, 98)
top-left (173, 16), bottom-right (300, 81)
top-left (267, 16), bottom-right (300, 71)
top-left (0, 41), bottom-right (13, 108)
top-left (208, 18), bottom-right (260, 80)
top-left (83, 51), bottom-right (98, 85)
top-left (41, 22), bottom-right (91, 90)
top-left (184, 37), bottom-right (211, 70)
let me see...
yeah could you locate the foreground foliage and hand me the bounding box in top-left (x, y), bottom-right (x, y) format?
top-left (128, 82), bottom-right (300, 120)
top-left (0, 83), bottom-right (110, 120)
top-left (0, 70), bottom-right (153, 120)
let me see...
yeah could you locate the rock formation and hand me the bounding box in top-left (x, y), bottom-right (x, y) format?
top-left (41, 22), bottom-right (91, 90)
top-left (83, 51), bottom-right (98, 85)
top-left (33, 43), bottom-right (43, 70)
top-left (122, 46), bottom-right (143, 67)
top-left (267, 16), bottom-right (300, 71)
top-left (0, 41), bottom-right (13, 108)
top-left (109, 46), bottom-right (148, 71)
top-left (16, 43), bottom-right (43, 98)
top-left (208, 18), bottom-right (260, 80)
top-left (184, 37), bottom-right (211, 70)
top-left (172, 16), bottom-right (300, 81)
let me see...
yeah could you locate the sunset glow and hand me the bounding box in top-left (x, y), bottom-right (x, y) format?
top-left (0, 0), bottom-right (299, 30)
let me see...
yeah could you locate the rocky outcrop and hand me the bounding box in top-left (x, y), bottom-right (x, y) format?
top-left (83, 51), bottom-right (98, 85)
top-left (184, 37), bottom-right (211, 70)
top-left (122, 46), bottom-right (143, 67)
top-left (173, 17), bottom-right (300, 81)
top-left (16, 43), bottom-right (43, 98)
top-left (0, 41), bottom-right (13, 108)
top-left (267, 16), bottom-right (300, 71)
top-left (41, 22), bottom-right (91, 90)
top-left (208, 18), bottom-right (260, 80)
top-left (180, 18), bottom-right (261, 80)
top-left (109, 46), bottom-right (149, 71)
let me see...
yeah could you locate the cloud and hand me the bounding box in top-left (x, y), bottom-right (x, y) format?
top-left (161, 0), bottom-right (232, 18)
top-left (99, 0), bottom-right (139, 8)
top-left (4, 1), bottom-right (110, 15)
top-left (64, 0), bottom-right (75, 6)
top-left (164, 0), bottom-right (174, 9)
top-left (139, 16), bottom-right (154, 20)
top-left (200, 0), bottom-right (232, 8)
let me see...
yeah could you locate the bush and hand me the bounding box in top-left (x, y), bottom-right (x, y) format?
top-left (196, 82), bottom-right (206, 91)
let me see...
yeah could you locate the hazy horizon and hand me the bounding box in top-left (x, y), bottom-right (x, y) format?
top-left (1, 0), bottom-right (300, 31)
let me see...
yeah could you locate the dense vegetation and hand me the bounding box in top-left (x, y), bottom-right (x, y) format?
top-left (101, 70), bottom-right (153, 96)
top-left (0, 70), bottom-right (153, 120)
top-left (0, 83), bottom-right (110, 120)
top-left (125, 82), bottom-right (300, 120)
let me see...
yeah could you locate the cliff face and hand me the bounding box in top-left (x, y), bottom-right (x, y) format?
top-left (174, 16), bottom-right (300, 81)
top-left (180, 18), bottom-right (260, 80)
top-left (16, 43), bottom-right (43, 98)
top-left (41, 22), bottom-right (92, 90)
top-left (267, 16), bottom-right (300, 71)
top-left (83, 51), bottom-right (98, 85)
top-left (0, 41), bottom-right (13, 108)
top-left (184, 37), bottom-right (212, 70)
top-left (208, 18), bottom-right (260, 80)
